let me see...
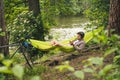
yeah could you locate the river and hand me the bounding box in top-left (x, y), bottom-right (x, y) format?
top-left (45, 16), bottom-right (90, 41)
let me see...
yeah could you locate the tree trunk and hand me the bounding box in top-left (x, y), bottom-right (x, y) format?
top-left (0, 0), bottom-right (9, 56)
top-left (28, 0), bottom-right (40, 16)
top-left (108, 0), bottom-right (120, 36)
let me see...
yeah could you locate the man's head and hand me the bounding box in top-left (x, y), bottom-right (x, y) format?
top-left (76, 32), bottom-right (85, 40)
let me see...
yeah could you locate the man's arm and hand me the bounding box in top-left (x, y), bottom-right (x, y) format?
top-left (73, 42), bottom-right (85, 52)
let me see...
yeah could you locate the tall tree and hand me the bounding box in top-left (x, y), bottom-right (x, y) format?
top-left (28, 0), bottom-right (40, 16)
top-left (27, 0), bottom-right (45, 40)
top-left (0, 0), bottom-right (9, 56)
top-left (108, 0), bottom-right (120, 36)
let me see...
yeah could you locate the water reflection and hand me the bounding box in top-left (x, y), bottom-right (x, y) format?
top-left (54, 16), bottom-right (89, 28)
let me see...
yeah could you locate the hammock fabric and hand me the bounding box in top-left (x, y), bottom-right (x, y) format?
top-left (28, 27), bottom-right (103, 53)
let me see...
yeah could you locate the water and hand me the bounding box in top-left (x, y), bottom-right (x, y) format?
top-left (45, 16), bottom-right (89, 41)
top-left (49, 28), bottom-right (85, 41)
top-left (54, 16), bottom-right (89, 28)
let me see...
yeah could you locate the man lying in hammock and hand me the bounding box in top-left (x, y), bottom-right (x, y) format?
top-left (26, 27), bottom-right (102, 52)
top-left (51, 32), bottom-right (85, 52)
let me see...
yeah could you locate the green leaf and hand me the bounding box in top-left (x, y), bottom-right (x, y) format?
top-left (31, 76), bottom-right (41, 80)
top-left (55, 61), bottom-right (74, 72)
top-left (104, 48), bottom-right (118, 57)
top-left (99, 64), bottom-right (116, 76)
top-left (88, 57), bottom-right (103, 65)
top-left (74, 71), bottom-right (84, 80)
top-left (113, 55), bottom-right (120, 64)
top-left (12, 65), bottom-right (24, 79)
top-left (55, 65), bottom-right (74, 72)
top-left (0, 32), bottom-right (5, 36)
top-left (0, 66), bottom-right (12, 74)
top-left (67, 66), bottom-right (75, 72)
top-left (0, 54), bottom-right (4, 61)
top-left (2, 60), bottom-right (13, 67)
top-left (83, 68), bottom-right (94, 73)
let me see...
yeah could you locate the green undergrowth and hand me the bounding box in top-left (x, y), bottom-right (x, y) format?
top-left (5, 27), bottom-right (120, 80)
top-left (23, 65), bottom-right (48, 80)
top-left (11, 53), bottom-right (25, 64)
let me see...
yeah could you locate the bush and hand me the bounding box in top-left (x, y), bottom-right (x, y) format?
top-left (8, 11), bottom-right (49, 42)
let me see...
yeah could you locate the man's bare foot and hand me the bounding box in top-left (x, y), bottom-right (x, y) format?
top-left (51, 41), bottom-right (56, 46)
top-left (51, 41), bottom-right (61, 46)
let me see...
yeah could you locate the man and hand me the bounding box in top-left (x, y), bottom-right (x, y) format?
top-left (52, 32), bottom-right (85, 52)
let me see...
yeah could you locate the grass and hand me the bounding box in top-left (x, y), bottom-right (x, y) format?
top-left (10, 48), bottom-right (49, 80)
top-left (23, 65), bottom-right (48, 80)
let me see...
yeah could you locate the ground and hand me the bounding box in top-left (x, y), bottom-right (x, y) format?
top-left (11, 46), bottom-right (114, 80)
top-left (33, 49), bottom-right (114, 80)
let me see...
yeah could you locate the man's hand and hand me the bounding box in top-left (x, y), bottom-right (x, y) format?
top-left (69, 41), bottom-right (74, 45)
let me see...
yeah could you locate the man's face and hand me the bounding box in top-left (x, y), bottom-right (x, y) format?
top-left (76, 34), bottom-right (81, 40)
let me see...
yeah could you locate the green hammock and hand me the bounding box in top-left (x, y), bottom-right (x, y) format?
top-left (29, 27), bottom-right (103, 52)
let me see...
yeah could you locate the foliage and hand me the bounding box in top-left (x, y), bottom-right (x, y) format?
top-left (74, 71), bottom-right (84, 80)
top-left (56, 29), bottom-right (120, 80)
top-left (40, 0), bottom-right (57, 28)
top-left (5, 0), bottom-right (53, 42)
top-left (24, 65), bottom-right (47, 76)
top-left (114, 55), bottom-right (120, 64)
top-left (0, 54), bottom-right (42, 80)
top-left (0, 54), bottom-right (24, 80)
top-left (23, 65), bottom-right (47, 80)
top-left (4, 0), bottom-right (27, 23)
top-left (82, 30), bottom-right (120, 80)
top-left (55, 61), bottom-right (74, 72)
top-left (3, 0), bottom-right (120, 79)
top-left (8, 11), bottom-right (48, 42)
top-left (84, 0), bottom-right (110, 27)
top-left (79, 57), bottom-right (118, 80)
top-left (40, 0), bottom-right (89, 17)
top-left (87, 27), bottom-right (120, 47)
top-left (0, 32), bottom-right (5, 37)
top-left (56, 56), bottom-right (119, 80)
top-left (90, 28), bottom-right (120, 64)
top-left (57, 0), bottom-right (82, 16)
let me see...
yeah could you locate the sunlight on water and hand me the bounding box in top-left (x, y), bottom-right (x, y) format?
top-left (49, 28), bottom-right (85, 41)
